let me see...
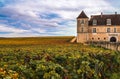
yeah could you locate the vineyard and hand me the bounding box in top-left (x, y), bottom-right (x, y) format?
top-left (0, 36), bottom-right (120, 79)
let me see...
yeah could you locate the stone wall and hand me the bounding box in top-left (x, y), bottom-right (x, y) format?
top-left (88, 26), bottom-right (120, 42)
top-left (87, 41), bottom-right (120, 51)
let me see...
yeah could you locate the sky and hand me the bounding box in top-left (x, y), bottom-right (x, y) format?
top-left (0, 0), bottom-right (120, 37)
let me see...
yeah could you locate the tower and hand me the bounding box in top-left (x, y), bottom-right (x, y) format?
top-left (77, 11), bottom-right (89, 43)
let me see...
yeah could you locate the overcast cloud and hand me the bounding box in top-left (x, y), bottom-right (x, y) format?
top-left (0, 0), bottom-right (119, 37)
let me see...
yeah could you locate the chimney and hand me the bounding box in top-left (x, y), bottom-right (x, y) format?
top-left (115, 12), bottom-right (117, 15)
top-left (91, 15), bottom-right (93, 18)
top-left (101, 12), bottom-right (103, 18)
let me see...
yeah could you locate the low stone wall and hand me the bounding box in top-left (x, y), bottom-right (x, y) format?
top-left (87, 41), bottom-right (120, 51)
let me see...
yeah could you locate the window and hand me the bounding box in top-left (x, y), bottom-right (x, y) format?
top-left (92, 38), bottom-right (94, 40)
top-left (80, 20), bottom-right (84, 24)
top-left (107, 19), bottom-right (111, 25)
top-left (93, 19), bottom-right (97, 25)
top-left (93, 28), bottom-right (96, 33)
top-left (98, 38), bottom-right (100, 40)
top-left (114, 28), bottom-right (116, 33)
top-left (107, 28), bottom-right (110, 33)
top-left (81, 28), bottom-right (84, 32)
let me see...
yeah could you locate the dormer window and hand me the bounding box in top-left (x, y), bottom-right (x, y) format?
top-left (107, 19), bottom-right (111, 25)
top-left (93, 19), bottom-right (97, 25)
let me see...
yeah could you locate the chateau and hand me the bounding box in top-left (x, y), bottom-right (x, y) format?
top-left (77, 11), bottom-right (120, 43)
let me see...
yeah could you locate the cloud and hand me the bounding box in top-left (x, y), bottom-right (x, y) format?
top-left (0, 23), bottom-right (48, 37)
top-left (0, 0), bottom-right (118, 37)
top-left (0, 24), bottom-right (29, 33)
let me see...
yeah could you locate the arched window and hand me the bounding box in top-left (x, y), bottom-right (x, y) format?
top-left (93, 19), bottom-right (97, 25)
top-left (107, 19), bottom-right (111, 25)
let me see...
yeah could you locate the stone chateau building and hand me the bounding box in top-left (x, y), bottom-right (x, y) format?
top-left (77, 11), bottom-right (120, 43)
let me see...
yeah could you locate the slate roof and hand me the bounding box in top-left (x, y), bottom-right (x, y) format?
top-left (77, 11), bottom-right (88, 19)
top-left (89, 13), bottom-right (120, 26)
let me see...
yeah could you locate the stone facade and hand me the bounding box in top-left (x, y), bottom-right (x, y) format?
top-left (77, 11), bottom-right (120, 43)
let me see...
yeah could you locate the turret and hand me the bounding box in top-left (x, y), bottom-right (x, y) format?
top-left (77, 11), bottom-right (89, 43)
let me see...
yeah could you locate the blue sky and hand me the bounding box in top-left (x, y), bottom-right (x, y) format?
top-left (0, 0), bottom-right (120, 37)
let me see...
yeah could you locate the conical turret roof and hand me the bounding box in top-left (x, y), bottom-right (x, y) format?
top-left (77, 11), bottom-right (88, 19)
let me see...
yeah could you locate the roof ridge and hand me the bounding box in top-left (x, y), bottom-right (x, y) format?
top-left (91, 14), bottom-right (120, 16)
